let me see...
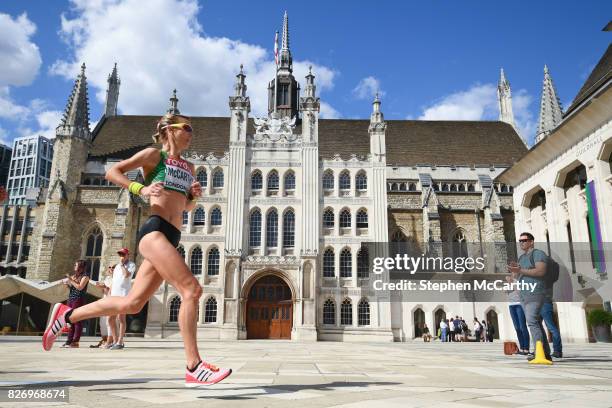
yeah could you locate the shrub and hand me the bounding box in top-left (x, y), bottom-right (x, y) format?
top-left (587, 309), bottom-right (612, 326)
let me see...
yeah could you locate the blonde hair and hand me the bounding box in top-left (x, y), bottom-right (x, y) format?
top-left (152, 113), bottom-right (191, 144)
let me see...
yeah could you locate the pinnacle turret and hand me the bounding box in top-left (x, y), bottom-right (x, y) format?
top-left (234, 64), bottom-right (247, 97)
top-left (104, 63), bottom-right (120, 116)
top-left (535, 65), bottom-right (563, 144)
top-left (167, 89), bottom-right (180, 115)
top-left (497, 68), bottom-right (515, 127)
top-left (57, 62), bottom-right (91, 139)
top-left (369, 93), bottom-right (386, 130)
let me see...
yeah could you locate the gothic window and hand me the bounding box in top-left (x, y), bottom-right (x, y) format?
top-left (204, 297), bottom-right (217, 323)
top-left (169, 295), bottom-right (181, 323)
top-left (355, 171), bottom-right (367, 190)
top-left (207, 247), bottom-right (220, 276)
top-left (283, 209), bottom-right (295, 248)
top-left (177, 245), bottom-right (185, 260)
top-left (357, 247), bottom-right (369, 278)
top-left (450, 184), bottom-right (457, 192)
top-left (196, 168), bottom-right (207, 187)
top-left (356, 209), bottom-right (368, 229)
top-left (339, 171), bottom-right (350, 190)
top-left (266, 209), bottom-right (278, 248)
top-left (210, 208), bottom-right (222, 226)
top-left (323, 208), bottom-right (334, 228)
top-left (84, 226), bottom-right (103, 280)
top-left (442, 183), bottom-right (449, 192)
top-left (358, 299), bottom-right (370, 326)
top-left (340, 248), bottom-right (352, 278)
top-left (194, 207), bottom-right (205, 226)
top-left (251, 171), bottom-right (262, 191)
top-left (452, 229), bottom-right (469, 259)
top-left (212, 168), bottom-right (224, 188)
top-left (267, 170), bottom-right (279, 192)
top-left (182, 211), bottom-right (189, 225)
top-left (339, 209), bottom-right (351, 228)
top-left (322, 170), bottom-right (334, 190)
top-left (249, 210), bottom-right (262, 247)
top-left (190, 246), bottom-right (203, 275)
top-left (458, 184), bottom-right (465, 192)
top-left (408, 183), bottom-right (417, 191)
top-left (284, 170), bottom-right (296, 191)
top-left (467, 183), bottom-right (475, 192)
top-left (323, 248), bottom-right (335, 277)
top-left (341, 298), bottom-right (352, 325)
top-left (323, 299), bottom-right (336, 325)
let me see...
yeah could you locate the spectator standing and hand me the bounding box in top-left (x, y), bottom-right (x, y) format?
top-left (108, 248), bottom-right (136, 350)
top-left (473, 318), bottom-right (482, 342)
top-left (92, 265), bottom-right (115, 348)
top-left (508, 232), bottom-right (552, 362)
top-left (506, 275), bottom-right (530, 355)
top-left (62, 260), bottom-right (89, 348)
top-left (440, 319), bottom-right (448, 342)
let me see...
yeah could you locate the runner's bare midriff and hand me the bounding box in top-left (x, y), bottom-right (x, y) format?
top-left (149, 189), bottom-right (188, 230)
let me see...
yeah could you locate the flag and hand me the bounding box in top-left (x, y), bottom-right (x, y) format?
top-left (274, 31), bottom-right (279, 66)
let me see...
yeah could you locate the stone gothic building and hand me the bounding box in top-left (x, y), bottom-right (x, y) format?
top-left (3, 14), bottom-right (548, 342)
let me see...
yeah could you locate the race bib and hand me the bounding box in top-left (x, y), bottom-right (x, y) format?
top-left (164, 157), bottom-right (194, 193)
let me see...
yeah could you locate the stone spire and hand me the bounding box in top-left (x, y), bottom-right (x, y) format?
top-left (104, 63), bottom-right (120, 117)
top-left (535, 65), bottom-right (563, 144)
top-left (167, 89), bottom-right (180, 115)
top-left (57, 63), bottom-right (91, 139)
top-left (497, 68), bottom-right (515, 126)
top-left (234, 64), bottom-right (247, 97)
top-left (278, 10), bottom-right (293, 73)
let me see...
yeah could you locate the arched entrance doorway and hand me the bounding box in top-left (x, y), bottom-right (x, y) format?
top-left (414, 308), bottom-right (425, 338)
top-left (486, 309), bottom-right (499, 340)
top-left (246, 275), bottom-right (293, 339)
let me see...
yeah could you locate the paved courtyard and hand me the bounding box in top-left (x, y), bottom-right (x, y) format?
top-left (0, 336), bottom-right (611, 408)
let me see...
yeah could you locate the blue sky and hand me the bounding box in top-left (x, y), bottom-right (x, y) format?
top-left (0, 0), bottom-right (610, 148)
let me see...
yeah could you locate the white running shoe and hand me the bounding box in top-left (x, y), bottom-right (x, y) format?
top-left (185, 361), bottom-right (232, 387)
top-left (42, 303), bottom-right (72, 351)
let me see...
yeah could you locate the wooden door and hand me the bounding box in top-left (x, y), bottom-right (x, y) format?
top-left (247, 275), bottom-right (292, 339)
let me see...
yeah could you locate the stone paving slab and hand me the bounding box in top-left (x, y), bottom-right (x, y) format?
top-left (0, 337), bottom-right (611, 407)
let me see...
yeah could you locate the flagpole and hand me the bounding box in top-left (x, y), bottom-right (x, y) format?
top-left (274, 30), bottom-right (278, 116)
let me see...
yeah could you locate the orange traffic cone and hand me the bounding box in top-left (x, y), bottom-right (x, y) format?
top-left (529, 340), bottom-right (552, 365)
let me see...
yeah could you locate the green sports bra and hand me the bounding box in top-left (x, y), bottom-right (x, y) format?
top-left (144, 150), bottom-right (194, 196)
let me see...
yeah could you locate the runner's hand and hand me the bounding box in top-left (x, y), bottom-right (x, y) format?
top-left (189, 181), bottom-right (202, 198)
top-left (141, 182), bottom-right (163, 198)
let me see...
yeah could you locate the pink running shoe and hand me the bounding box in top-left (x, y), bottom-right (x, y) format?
top-left (185, 361), bottom-right (232, 387)
top-left (42, 303), bottom-right (72, 351)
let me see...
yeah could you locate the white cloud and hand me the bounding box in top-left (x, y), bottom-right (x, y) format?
top-left (352, 76), bottom-right (384, 100)
top-left (417, 83), bottom-right (535, 143)
top-left (512, 89), bottom-right (536, 145)
top-left (0, 13), bottom-right (42, 87)
top-left (418, 84), bottom-right (498, 121)
top-left (19, 110), bottom-right (64, 140)
top-left (51, 0), bottom-right (339, 119)
top-left (320, 102), bottom-right (341, 119)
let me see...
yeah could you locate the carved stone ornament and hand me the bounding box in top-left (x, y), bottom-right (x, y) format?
top-left (253, 116), bottom-right (299, 142)
top-left (244, 255), bottom-right (300, 266)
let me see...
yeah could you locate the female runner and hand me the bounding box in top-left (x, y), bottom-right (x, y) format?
top-left (42, 113), bottom-right (232, 386)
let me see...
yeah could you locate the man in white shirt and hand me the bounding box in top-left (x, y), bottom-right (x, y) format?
top-left (108, 248), bottom-right (136, 349)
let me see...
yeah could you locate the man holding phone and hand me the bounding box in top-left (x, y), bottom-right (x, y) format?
top-left (507, 232), bottom-right (552, 362)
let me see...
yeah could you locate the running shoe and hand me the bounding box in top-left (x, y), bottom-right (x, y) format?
top-left (110, 343), bottom-right (124, 350)
top-left (185, 361), bottom-right (232, 387)
top-left (42, 303), bottom-right (72, 351)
